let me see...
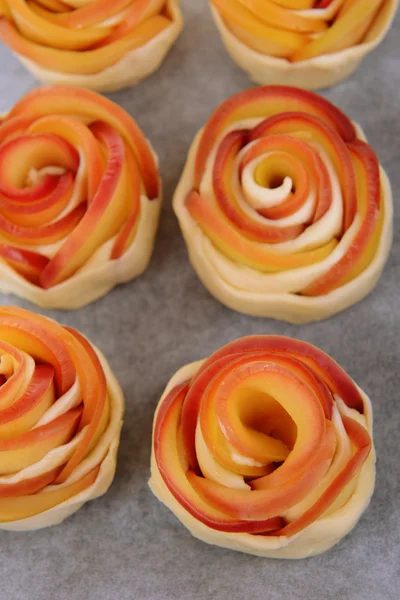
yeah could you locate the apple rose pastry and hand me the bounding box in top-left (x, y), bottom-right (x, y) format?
top-left (0, 306), bottom-right (124, 531)
top-left (209, 0), bottom-right (398, 90)
top-left (0, 85), bottom-right (161, 309)
top-left (0, 0), bottom-right (183, 92)
top-left (150, 335), bottom-right (375, 559)
top-left (174, 86), bottom-right (392, 323)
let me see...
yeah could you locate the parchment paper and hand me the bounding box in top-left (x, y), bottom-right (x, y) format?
top-left (0, 3), bottom-right (399, 599)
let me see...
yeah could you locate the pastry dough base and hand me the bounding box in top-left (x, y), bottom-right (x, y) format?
top-left (173, 128), bottom-right (393, 324)
top-left (0, 344), bottom-right (124, 531)
top-left (210, 0), bottom-right (398, 90)
top-left (10, 1), bottom-right (183, 93)
top-left (149, 359), bottom-right (375, 559)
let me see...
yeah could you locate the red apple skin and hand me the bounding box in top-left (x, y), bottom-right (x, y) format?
top-left (239, 132), bottom-right (332, 223)
top-left (212, 130), bottom-right (305, 243)
top-left (0, 406), bottom-right (82, 452)
top-left (38, 122), bottom-right (127, 289)
top-left (55, 325), bottom-right (108, 483)
top-left (0, 467), bottom-right (61, 498)
top-left (0, 341), bottom-right (30, 408)
top-left (197, 336), bottom-right (364, 412)
top-left (0, 116), bottom-right (36, 145)
top-left (0, 364), bottom-right (54, 427)
top-left (155, 382), bottom-right (284, 533)
top-left (8, 86), bottom-right (160, 200)
top-left (154, 335), bottom-right (371, 538)
top-left (194, 86), bottom-right (356, 189)
top-left (0, 244), bottom-right (50, 284)
top-left (303, 140), bottom-right (381, 296)
top-left (0, 309), bottom-right (76, 395)
top-left (248, 112), bottom-right (357, 231)
top-left (267, 417), bottom-right (371, 537)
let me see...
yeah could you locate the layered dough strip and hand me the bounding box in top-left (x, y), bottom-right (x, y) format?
top-left (209, 0), bottom-right (398, 89)
top-left (173, 86), bottom-right (393, 323)
top-left (0, 85), bottom-right (162, 309)
top-left (149, 335), bottom-right (375, 559)
top-left (0, 306), bottom-right (124, 531)
top-left (0, 0), bottom-right (183, 91)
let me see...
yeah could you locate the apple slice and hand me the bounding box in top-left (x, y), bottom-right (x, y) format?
top-left (185, 190), bottom-right (337, 273)
top-left (197, 336), bottom-right (364, 412)
top-left (0, 466), bottom-right (99, 522)
top-left (0, 309), bottom-right (76, 395)
top-left (0, 467), bottom-right (61, 498)
top-left (55, 326), bottom-right (109, 483)
top-left (304, 140), bottom-right (381, 295)
top-left (0, 245), bottom-right (50, 284)
top-left (213, 130), bottom-right (305, 242)
top-left (0, 406), bottom-right (82, 474)
top-left (39, 122), bottom-right (129, 288)
top-left (154, 382), bottom-right (282, 533)
top-left (249, 112), bottom-right (357, 231)
top-left (0, 364), bottom-right (55, 439)
top-left (9, 86), bottom-right (160, 199)
top-left (9, 0), bottom-right (112, 50)
top-left (194, 86), bottom-right (356, 188)
top-left (270, 417), bottom-right (371, 537)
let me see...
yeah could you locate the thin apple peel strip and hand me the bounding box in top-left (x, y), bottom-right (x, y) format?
top-left (0, 306), bottom-right (124, 531)
top-left (173, 86), bottom-right (393, 323)
top-left (0, 0), bottom-right (183, 92)
top-left (209, 0), bottom-right (398, 90)
top-left (0, 85), bottom-right (162, 309)
top-left (149, 335), bottom-right (375, 559)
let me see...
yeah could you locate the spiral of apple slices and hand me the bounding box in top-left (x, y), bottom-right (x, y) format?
top-left (209, 0), bottom-right (398, 90)
top-left (0, 85), bottom-right (161, 309)
top-left (174, 86), bottom-right (392, 323)
top-left (0, 0), bottom-right (183, 92)
top-left (0, 306), bottom-right (124, 531)
top-left (149, 335), bottom-right (375, 559)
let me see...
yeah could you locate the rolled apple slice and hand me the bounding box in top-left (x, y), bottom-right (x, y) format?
top-left (0, 306), bottom-right (124, 531)
top-left (0, 0), bottom-right (183, 92)
top-left (173, 85), bottom-right (393, 323)
top-left (149, 335), bottom-right (375, 559)
top-left (209, 0), bottom-right (398, 90)
top-left (0, 85), bottom-right (162, 309)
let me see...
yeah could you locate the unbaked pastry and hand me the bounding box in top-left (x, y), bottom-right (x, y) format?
top-left (173, 85), bottom-right (392, 324)
top-left (0, 85), bottom-right (162, 309)
top-left (209, 0), bottom-right (398, 90)
top-left (0, 0), bottom-right (183, 93)
top-left (149, 335), bottom-right (375, 559)
top-left (0, 306), bottom-right (124, 531)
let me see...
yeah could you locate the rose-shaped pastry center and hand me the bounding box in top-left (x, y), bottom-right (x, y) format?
top-left (0, 306), bottom-right (123, 527)
top-left (152, 336), bottom-right (372, 542)
top-left (210, 0), bottom-right (391, 62)
top-left (183, 86), bottom-right (387, 297)
top-left (0, 85), bottom-right (160, 290)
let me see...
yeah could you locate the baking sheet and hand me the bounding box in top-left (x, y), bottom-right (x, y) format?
top-left (0, 3), bottom-right (399, 599)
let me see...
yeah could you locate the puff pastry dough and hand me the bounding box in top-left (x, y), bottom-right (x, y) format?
top-left (150, 335), bottom-right (375, 559)
top-left (173, 86), bottom-right (392, 323)
top-left (209, 0), bottom-right (398, 90)
top-left (0, 0), bottom-right (183, 92)
top-left (0, 85), bottom-right (162, 309)
top-left (0, 306), bottom-right (124, 531)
